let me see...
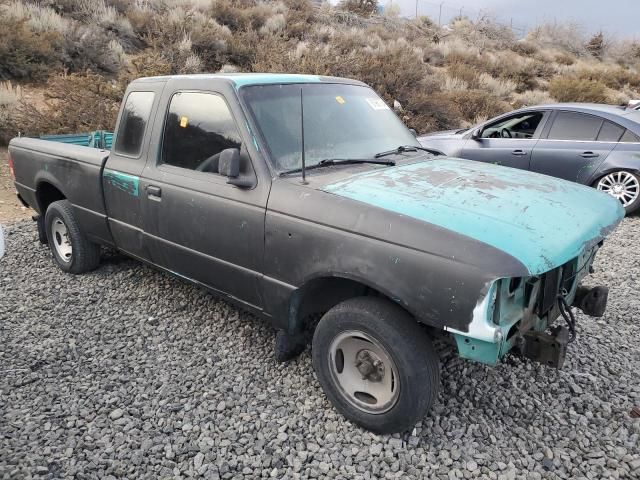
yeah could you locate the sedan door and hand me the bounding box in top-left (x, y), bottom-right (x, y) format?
top-left (460, 110), bottom-right (549, 170)
top-left (530, 111), bottom-right (618, 184)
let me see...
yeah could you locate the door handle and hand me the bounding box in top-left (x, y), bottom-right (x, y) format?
top-left (580, 151), bottom-right (599, 158)
top-left (511, 149), bottom-right (527, 156)
top-left (146, 185), bottom-right (162, 198)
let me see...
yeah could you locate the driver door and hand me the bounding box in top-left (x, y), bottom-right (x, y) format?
top-left (461, 110), bottom-right (550, 170)
top-left (141, 85), bottom-right (268, 310)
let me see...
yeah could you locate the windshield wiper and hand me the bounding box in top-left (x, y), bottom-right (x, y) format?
top-left (374, 145), bottom-right (444, 158)
top-left (280, 158), bottom-right (395, 176)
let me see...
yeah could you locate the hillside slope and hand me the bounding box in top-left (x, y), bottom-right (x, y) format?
top-left (1, 0), bottom-right (639, 142)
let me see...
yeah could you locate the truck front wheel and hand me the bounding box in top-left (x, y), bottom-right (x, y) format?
top-left (44, 200), bottom-right (100, 274)
top-left (312, 297), bottom-right (440, 434)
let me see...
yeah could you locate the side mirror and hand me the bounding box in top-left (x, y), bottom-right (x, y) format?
top-left (218, 147), bottom-right (253, 188)
top-left (218, 148), bottom-right (240, 178)
top-left (471, 128), bottom-right (481, 140)
top-left (409, 128), bottom-right (418, 137)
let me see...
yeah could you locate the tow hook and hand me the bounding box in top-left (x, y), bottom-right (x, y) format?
top-left (520, 325), bottom-right (570, 369)
top-left (572, 285), bottom-right (609, 317)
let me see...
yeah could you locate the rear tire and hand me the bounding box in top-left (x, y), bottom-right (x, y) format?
top-left (44, 200), bottom-right (100, 273)
top-left (312, 297), bottom-right (440, 434)
top-left (594, 170), bottom-right (640, 215)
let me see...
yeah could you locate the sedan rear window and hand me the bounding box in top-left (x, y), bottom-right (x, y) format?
top-left (621, 130), bottom-right (640, 142)
top-left (547, 112), bottom-right (603, 141)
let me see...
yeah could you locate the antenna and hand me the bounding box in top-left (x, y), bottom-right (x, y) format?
top-left (300, 86), bottom-right (308, 185)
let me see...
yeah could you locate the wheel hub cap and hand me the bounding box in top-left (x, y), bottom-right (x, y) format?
top-left (51, 218), bottom-right (72, 262)
top-left (597, 171), bottom-right (639, 208)
top-left (328, 330), bottom-right (399, 414)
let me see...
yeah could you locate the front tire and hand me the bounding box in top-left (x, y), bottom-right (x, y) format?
top-left (594, 170), bottom-right (640, 214)
top-left (312, 297), bottom-right (440, 434)
top-left (44, 200), bottom-right (100, 273)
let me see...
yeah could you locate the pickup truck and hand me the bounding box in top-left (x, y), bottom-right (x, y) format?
top-left (9, 73), bottom-right (624, 434)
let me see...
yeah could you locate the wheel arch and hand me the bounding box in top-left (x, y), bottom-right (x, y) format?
top-left (286, 273), bottom-right (426, 335)
top-left (35, 175), bottom-right (67, 214)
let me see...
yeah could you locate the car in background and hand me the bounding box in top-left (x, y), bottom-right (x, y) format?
top-left (418, 104), bottom-right (640, 214)
top-left (627, 100), bottom-right (640, 110)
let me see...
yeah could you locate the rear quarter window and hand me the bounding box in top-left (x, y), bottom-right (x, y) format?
top-left (114, 91), bottom-right (155, 157)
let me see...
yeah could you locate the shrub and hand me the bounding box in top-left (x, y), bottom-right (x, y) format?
top-left (548, 77), bottom-right (608, 103)
top-left (511, 40), bottom-right (537, 56)
top-left (5, 73), bottom-right (123, 139)
top-left (447, 62), bottom-right (479, 89)
top-left (0, 17), bottom-right (62, 81)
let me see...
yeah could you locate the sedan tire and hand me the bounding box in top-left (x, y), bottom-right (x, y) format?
top-left (312, 297), bottom-right (439, 434)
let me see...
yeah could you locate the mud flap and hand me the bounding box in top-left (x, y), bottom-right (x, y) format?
top-left (521, 325), bottom-right (569, 369)
top-left (33, 215), bottom-right (48, 244)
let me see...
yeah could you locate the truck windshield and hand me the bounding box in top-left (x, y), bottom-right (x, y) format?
top-left (240, 83), bottom-right (419, 172)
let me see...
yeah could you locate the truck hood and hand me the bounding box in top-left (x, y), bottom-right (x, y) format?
top-left (322, 158), bottom-right (624, 275)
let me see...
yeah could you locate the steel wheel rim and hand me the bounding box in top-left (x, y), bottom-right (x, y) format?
top-left (51, 218), bottom-right (72, 262)
top-left (597, 171), bottom-right (639, 208)
top-left (328, 330), bottom-right (399, 414)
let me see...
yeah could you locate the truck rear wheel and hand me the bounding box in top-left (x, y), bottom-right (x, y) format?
top-left (44, 200), bottom-right (100, 274)
top-left (312, 297), bottom-right (440, 434)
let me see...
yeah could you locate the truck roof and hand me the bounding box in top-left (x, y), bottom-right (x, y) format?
top-left (132, 73), bottom-right (366, 89)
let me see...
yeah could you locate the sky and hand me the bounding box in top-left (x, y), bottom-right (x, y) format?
top-left (331, 0), bottom-right (640, 39)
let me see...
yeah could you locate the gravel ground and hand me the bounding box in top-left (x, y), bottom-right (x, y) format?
top-left (1, 218), bottom-right (639, 480)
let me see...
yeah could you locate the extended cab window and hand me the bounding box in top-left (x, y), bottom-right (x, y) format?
top-left (548, 112), bottom-right (603, 141)
top-left (114, 91), bottom-right (155, 157)
top-left (161, 92), bottom-right (241, 172)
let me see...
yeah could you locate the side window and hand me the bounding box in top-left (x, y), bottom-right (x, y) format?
top-left (481, 112), bottom-right (544, 139)
top-left (114, 91), bottom-right (155, 157)
top-left (161, 92), bottom-right (242, 172)
top-left (621, 129), bottom-right (640, 142)
top-left (547, 112), bottom-right (603, 141)
top-left (597, 121), bottom-right (625, 142)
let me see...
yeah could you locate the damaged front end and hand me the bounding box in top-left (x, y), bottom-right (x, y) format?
top-left (448, 242), bottom-right (608, 369)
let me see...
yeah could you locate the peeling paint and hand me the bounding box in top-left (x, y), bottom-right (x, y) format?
top-left (104, 170), bottom-right (140, 197)
top-left (323, 158), bottom-right (624, 275)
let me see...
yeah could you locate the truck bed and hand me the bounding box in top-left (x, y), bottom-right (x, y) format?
top-left (8, 137), bottom-right (113, 245)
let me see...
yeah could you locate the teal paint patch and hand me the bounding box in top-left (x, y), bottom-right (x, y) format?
top-left (453, 334), bottom-right (501, 365)
top-left (231, 74), bottom-right (322, 88)
top-left (104, 170), bottom-right (140, 197)
top-left (323, 158), bottom-right (624, 275)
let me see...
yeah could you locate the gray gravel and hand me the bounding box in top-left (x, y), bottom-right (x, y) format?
top-left (1, 218), bottom-right (639, 479)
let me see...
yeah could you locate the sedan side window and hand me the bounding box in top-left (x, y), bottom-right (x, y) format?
top-left (547, 112), bottom-right (603, 141)
top-left (597, 121), bottom-right (625, 142)
top-left (161, 92), bottom-right (242, 173)
top-left (621, 130), bottom-right (640, 142)
top-left (481, 112), bottom-right (544, 139)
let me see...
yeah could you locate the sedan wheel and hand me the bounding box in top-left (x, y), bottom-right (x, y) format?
top-left (596, 171), bottom-right (640, 213)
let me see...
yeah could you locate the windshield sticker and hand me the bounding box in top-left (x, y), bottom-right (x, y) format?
top-left (180, 116), bottom-right (189, 128)
top-left (335, 96), bottom-right (346, 105)
top-left (366, 98), bottom-right (390, 110)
